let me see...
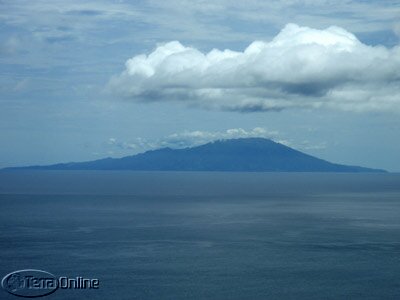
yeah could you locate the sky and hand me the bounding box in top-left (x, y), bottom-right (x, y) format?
top-left (0, 0), bottom-right (399, 171)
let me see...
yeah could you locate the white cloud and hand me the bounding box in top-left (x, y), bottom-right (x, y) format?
top-left (107, 137), bottom-right (137, 150)
top-left (109, 23), bottom-right (400, 113)
top-left (158, 127), bottom-right (278, 148)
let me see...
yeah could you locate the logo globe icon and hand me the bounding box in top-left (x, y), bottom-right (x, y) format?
top-left (6, 274), bottom-right (24, 292)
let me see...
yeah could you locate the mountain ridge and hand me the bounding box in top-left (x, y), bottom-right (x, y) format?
top-left (3, 138), bottom-right (386, 172)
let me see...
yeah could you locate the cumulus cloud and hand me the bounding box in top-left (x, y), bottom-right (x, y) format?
top-left (109, 23), bottom-right (400, 113)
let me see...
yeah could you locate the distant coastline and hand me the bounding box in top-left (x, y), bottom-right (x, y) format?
top-left (3, 138), bottom-right (386, 173)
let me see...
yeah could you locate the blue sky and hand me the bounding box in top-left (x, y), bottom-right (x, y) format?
top-left (0, 0), bottom-right (399, 171)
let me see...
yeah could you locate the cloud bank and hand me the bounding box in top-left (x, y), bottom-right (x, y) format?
top-left (105, 128), bottom-right (331, 159)
top-left (158, 127), bottom-right (278, 148)
top-left (109, 23), bottom-right (400, 113)
top-left (107, 128), bottom-right (278, 154)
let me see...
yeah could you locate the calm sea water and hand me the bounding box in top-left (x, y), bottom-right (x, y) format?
top-left (0, 171), bottom-right (399, 300)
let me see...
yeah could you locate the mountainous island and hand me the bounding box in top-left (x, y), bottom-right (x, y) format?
top-left (4, 138), bottom-right (385, 172)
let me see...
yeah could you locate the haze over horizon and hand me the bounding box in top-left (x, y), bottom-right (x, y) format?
top-left (1, 1), bottom-right (399, 171)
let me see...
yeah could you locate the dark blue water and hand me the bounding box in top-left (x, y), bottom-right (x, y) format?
top-left (0, 171), bottom-right (399, 299)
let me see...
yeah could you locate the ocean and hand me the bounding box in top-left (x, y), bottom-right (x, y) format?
top-left (0, 171), bottom-right (399, 299)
